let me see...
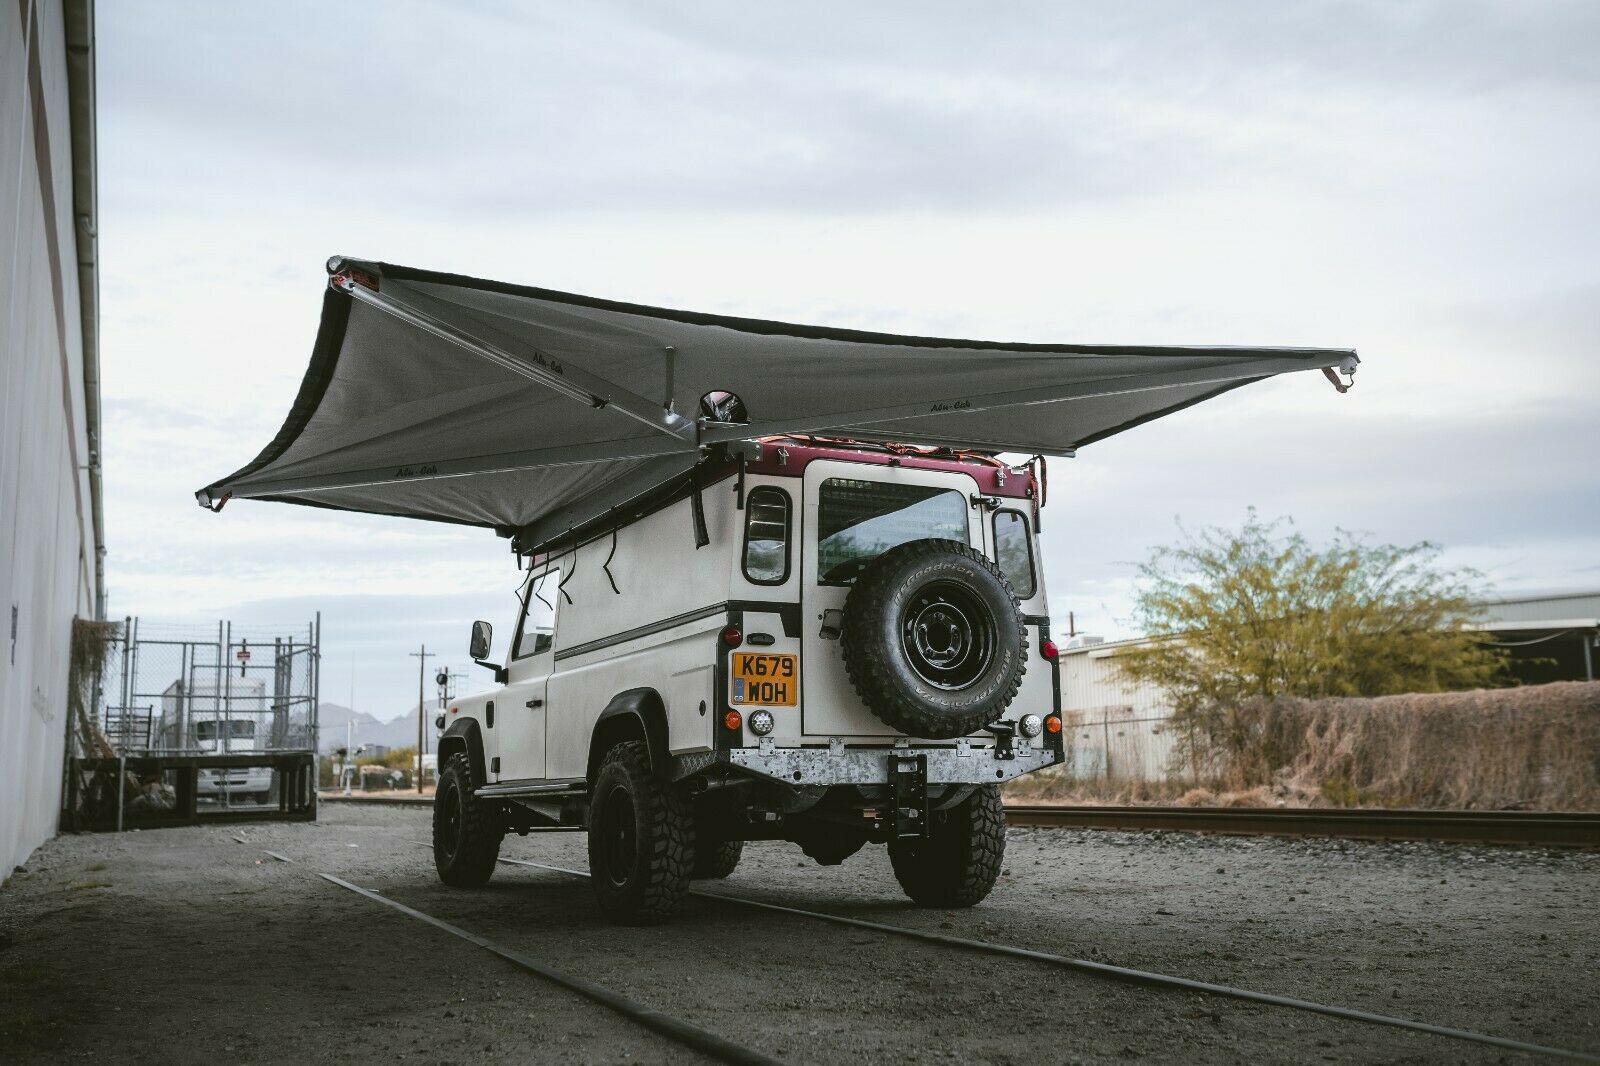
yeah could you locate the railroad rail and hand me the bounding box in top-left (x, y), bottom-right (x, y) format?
top-left (473, 847), bottom-right (1597, 1062)
top-left (1005, 804), bottom-right (1600, 848)
top-left (329, 793), bottom-right (1600, 848)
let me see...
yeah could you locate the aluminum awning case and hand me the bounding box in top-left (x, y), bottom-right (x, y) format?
top-left (197, 257), bottom-right (1357, 551)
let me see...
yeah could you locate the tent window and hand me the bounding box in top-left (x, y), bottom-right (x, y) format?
top-left (817, 479), bottom-right (968, 586)
top-left (992, 510), bottom-right (1035, 599)
top-left (742, 488), bottom-right (791, 585)
top-left (514, 568), bottom-right (562, 659)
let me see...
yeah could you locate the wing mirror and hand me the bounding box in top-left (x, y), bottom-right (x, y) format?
top-left (469, 621), bottom-right (506, 683)
top-left (469, 620), bottom-right (492, 660)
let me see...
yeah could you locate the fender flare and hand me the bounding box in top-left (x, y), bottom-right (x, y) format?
top-left (588, 688), bottom-right (671, 784)
top-left (437, 716), bottom-right (486, 787)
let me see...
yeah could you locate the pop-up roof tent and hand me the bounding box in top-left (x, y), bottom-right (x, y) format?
top-left (197, 257), bottom-right (1357, 553)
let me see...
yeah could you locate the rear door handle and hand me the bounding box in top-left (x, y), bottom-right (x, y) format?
top-left (526, 698), bottom-right (543, 709)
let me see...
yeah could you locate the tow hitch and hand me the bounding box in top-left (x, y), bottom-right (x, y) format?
top-left (887, 753), bottom-right (930, 839)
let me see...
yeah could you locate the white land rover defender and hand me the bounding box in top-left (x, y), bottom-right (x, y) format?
top-left (436, 437), bottom-right (1061, 922)
top-left (196, 257), bottom-right (1355, 924)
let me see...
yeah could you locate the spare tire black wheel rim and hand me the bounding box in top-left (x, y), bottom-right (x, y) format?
top-left (600, 785), bottom-right (637, 888)
top-left (901, 580), bottom-right (996, 690)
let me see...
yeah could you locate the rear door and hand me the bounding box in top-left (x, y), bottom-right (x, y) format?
top-left (799, 460), bottom-right (983, 738)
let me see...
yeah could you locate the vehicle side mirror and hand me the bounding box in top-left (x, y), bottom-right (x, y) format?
top-left (469, 620), bottom-right (492, 661)
top-left (469, 620), bottom-right (507, 684)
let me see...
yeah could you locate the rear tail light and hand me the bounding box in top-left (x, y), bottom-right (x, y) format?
top-left (1041, 639), bottom-right (1059, 661)
top-left (723, 710), bottom-right (743, 732)
top-left (1018, 713), bottom-right (1043, 738)
top-left (748, 710), bottom-right (775, 736)
top-left (1043, 714), bottom-right (1063, 735)
top-left (721, 625), bottom-right (743, 649)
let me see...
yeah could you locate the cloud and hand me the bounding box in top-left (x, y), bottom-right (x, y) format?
top-left (92, 2), bottom-right (1600, 712)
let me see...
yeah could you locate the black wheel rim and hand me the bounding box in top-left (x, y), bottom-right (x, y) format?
top-left (900, 579), bottom-right (996, 690)
top-left (439, 779), bottom-right (461, 860)
top-left (599, 784), bottom-right (637, 888)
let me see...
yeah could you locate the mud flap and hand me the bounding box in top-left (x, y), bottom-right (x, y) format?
top-left (887, 753), bottom-right (930, 840)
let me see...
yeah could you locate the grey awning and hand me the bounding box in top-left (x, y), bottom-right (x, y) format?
top-left (197, 257), bottom-right (1357, 542)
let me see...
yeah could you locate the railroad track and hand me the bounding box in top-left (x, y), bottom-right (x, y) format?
top-left (326, 793), bottom-right (1600, 848)
top-left (1004, 804), bottom-right (1600, 848)
top-left (366, 839), bottom-right (1598, 1062)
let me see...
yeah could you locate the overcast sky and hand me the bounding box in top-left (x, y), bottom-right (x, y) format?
top-left (96, 1), bottom-right (1600, 721)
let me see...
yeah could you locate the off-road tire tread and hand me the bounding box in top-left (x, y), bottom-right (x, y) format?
top-left (692, 838), bottom-right (743, 879)
top-left (433, 751), bottom-right (502, 887)
top-left (841, 539), bottom-right (1027, 739)
top-left (888, 785), bottom-right (1006, 907)
top-left (589, 740), bottom-right (694, 923)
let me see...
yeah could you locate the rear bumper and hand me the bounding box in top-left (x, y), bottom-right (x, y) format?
top-left (720, 741), bottom-right (1058, 786)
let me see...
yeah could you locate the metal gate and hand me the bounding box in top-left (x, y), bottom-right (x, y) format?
top-left (65, 616), bottom-right (321, 829)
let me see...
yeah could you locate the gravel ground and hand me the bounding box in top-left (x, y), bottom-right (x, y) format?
top-left (2, 804), bottom-right (1595, 1064)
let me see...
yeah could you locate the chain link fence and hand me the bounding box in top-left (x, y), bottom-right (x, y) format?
top-left (100, 618), bottom-right (320, 758)
top-left (65, 617), bottom-right (321, 824)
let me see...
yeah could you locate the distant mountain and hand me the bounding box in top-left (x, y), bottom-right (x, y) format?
top-left (316, 702), bottom-right (432, 753)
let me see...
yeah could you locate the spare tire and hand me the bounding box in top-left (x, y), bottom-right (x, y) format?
top-left (840, 539), bottom-right (1027, 739)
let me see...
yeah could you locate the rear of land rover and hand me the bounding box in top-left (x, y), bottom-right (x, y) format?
top-left (715, 439), bottom-right (1064, 802)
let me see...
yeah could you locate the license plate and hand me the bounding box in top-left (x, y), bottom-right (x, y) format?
top-left (730, 652), bottom-right (797, 706)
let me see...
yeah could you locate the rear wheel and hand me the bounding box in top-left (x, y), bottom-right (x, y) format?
top-left (588, 741), bottom-right (694, 923)
top-left (692, 838), bottom-right (743, 880)
top-left (888, 785), bottom-right (1005, 907)
top-left (433, 751), bottom-right (502, 887)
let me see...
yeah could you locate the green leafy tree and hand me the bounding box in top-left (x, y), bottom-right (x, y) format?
top-left (1116, 513), bottom-right (1505, 773)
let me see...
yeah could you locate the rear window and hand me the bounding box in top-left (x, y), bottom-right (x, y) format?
top-left (993, 510), bottom-right (1036, 599)
top-left (816, 479), bottom-right (968, 586)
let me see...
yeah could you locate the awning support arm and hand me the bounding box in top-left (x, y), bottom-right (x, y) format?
top-left (697, 353), bottom-right (1358, 447)
top-left (331, 270), bottom-right (696, 443)
top-left (208, 435), bottom-right (698, 502)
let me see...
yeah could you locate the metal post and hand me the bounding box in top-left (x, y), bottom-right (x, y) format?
top-left (1583, 633), bottom-right (1595, 683)
top-left (1102, 714), bottom-right (1112, 783)
top-left (410, 645), bottom-right (435, 793)
top-left (116, 752), bottom-right (126, 832)
top-left (312, 614), bottom-right (321, 814)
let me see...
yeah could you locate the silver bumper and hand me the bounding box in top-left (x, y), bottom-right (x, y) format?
top-left (722, 741), bottom-right (1059, 786)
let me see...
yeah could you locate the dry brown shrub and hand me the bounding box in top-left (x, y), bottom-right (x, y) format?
top-left (1257, 683), bottom-right (1600, 809)
top-left (1003, 682), bottom-right (1600, 810)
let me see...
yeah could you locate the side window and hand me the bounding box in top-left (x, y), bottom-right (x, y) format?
top-left (513, 567), bottom-right (562, 659)
top-left (742, 488), bottom-right (791, 585)
top-left (993, 510), bottom-right (1035, 599)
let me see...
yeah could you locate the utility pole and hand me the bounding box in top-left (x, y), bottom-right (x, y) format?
top-left (410, 645), bottom-right (434, 793)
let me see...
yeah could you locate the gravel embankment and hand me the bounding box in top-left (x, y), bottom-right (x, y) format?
top-left (2, 805), bottom-right (1595, 1064)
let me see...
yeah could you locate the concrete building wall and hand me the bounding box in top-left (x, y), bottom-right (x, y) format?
top-left (2, 0), bottom-right (100, 877)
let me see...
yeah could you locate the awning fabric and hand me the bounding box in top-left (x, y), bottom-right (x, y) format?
top-left (198, 257), bottom-right (1357, 547)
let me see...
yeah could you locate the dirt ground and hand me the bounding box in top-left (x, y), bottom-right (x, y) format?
top-left (2, 804), bottom-right (1595, 1064)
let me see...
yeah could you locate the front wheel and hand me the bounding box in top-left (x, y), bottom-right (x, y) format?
top-left (433, 751), bottom-right (502, 887)
top-left (888, 785), bottom-right (1005, 907)
top-left (588, 741), bottom-right (694, 923)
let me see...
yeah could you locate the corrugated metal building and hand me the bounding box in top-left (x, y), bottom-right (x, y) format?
top-left (1478, 589), bottom-right (1599, 684)
top-left (2, 0), bottom-right (104, 876)
top-left (1057, 636), bottom-right (1177, 782)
